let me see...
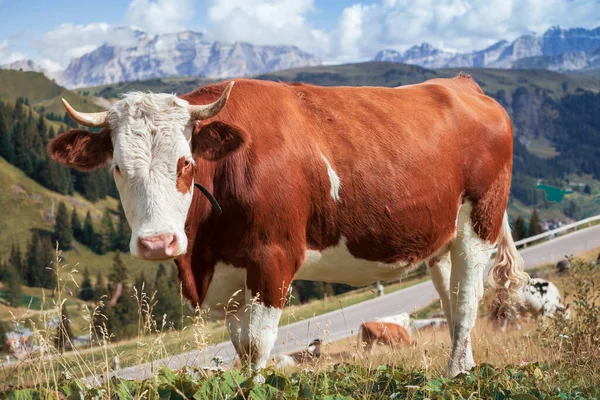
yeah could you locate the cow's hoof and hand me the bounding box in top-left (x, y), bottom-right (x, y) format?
top-left (444, 361), bottom-right (472, 378)
top-left (252, 373), bottom-right (266, 384)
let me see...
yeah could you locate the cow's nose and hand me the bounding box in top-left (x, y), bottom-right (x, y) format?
top-left (138, 234), bottom-right (178, 260)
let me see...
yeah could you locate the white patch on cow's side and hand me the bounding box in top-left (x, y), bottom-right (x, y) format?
top-left (296, 237), bottom-right (418, 286)
top-left (376, 313), bottom-right (412, 329)
top-left (320, 154), bottom-right (341, 201)
top-left (107, 92), bottom-right (196, 258)
top-left (447, 201), bottom-right (492, 376)
top-left (201, 263), bottom-right (247, 320)
top-left (302, 213), bottom-right (455, 288)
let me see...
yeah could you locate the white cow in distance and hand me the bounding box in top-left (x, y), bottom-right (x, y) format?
top-left (519, 278), bottom-right (568, 319)
top-left (491, 277), bottom-right (569, 331)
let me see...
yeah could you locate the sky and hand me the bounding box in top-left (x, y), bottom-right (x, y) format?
top-left (0, 0), bottom-right (599, 71)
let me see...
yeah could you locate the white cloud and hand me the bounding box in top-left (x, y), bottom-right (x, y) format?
top-left (8, 0), bottom-right (600, 71)
top-left (0, 40), bottom-right (27, 65)
top-left (202, 0), bottom-right (600, 63)
top-left (323, 0), bottom-right (600, 61)
top-left (205, 0), bottom-right (329, 54)
top-left (35, 22), bottom-right (141, 70)
top-left (126, 0), bottom-right (194, 34)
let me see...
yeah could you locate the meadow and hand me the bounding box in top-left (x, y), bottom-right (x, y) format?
top-left (0, 247), bottom-right (597, 399)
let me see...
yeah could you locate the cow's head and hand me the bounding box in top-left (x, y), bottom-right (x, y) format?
top-left (48, 82), bottom-right (242, 260)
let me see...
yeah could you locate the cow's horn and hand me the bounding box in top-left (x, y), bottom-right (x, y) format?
top-left (62, 98), bottom-right (109, 128)
top-left (189, 81), bottom-right (234, 120)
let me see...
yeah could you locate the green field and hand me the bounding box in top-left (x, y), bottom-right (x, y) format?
top-left (0, 69), bottom-right (105, 115)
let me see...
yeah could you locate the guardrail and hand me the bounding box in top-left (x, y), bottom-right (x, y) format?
top-left (514, 214), bottom-right (600, 248)
top-left (490, 214), bottom-right (600, 255)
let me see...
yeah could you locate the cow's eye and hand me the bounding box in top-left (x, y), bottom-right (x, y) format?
top-left (114, 165), bottom-right (121, 174)
top-left (184, 160), bottom-right (191, 168)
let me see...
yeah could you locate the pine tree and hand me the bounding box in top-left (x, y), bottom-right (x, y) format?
top-left (101, 210), bottom-right (116, 253)
top-left (38, 235), bottom-right (57, 289)
top-left (0, 113), bottom-right (15, 163)
top-left (528, 208), bottom-right (543, 237)
top-left (79, 267), bottom-right (95, 301)
top-left (8, 245), bottom-right (23, 282)
top-left (153, 264), bottom-right (182, 328)
top-left (4, 263), bottom-right (22, 307)
top-left (115, 202), bottom-right (131, 252)
top-left (109, 251), bottom-right (127, 290)
top-left (584, 184), bottom-right (592, 195)
top-left (54, 201), bottom-right (73, 250)
top-left (55, 303), bottom-right (73, 352)
top-left (513, 216), bottom-right (527, 241)
top-left (134, 270), bottom-right (150, 298)
top-left (71, 207), bottom-right (83, 242)
top-left (12, 122), bottom-right (33, 176)
top-left (109, 285), bottom-right (138, 339)
top-left (94, 272), bottom-right (107, 301)
top-left (82, 210), bottom-right (95, 247)
top-left (26, 231), bottom-right (42, 287)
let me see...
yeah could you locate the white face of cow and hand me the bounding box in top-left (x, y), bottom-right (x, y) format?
top-left (108, 93), bottom-right (195, 259)
top-left (48, 82), bottom-right (239, 261)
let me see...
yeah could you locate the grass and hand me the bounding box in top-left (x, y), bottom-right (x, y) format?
top-left (2, 253), bottom-right (598, 398)
top-left (526, 137), bottom-right (560, 159)
top-left (0, 70), bottom-right (103, 115)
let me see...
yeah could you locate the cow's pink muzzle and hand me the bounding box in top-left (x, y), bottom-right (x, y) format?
top-left (138, 234), bottom-right (178, 260)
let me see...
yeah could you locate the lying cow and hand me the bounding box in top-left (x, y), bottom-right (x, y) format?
top-left (48, 73), bottom-right (527, 377)
top-left (358, 321), bottom-right (412, 354)
top-left (490, 277), bottom-right (568, 331)
top-left (411, 318), bottom-right (448, 331)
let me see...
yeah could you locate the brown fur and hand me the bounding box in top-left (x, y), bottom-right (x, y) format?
top-left (358, 321), bottom-right (411, 353)
top-left (47, 128), bottom-right (113, 171)
top-left (177, 76), bottom-right (515, 308)
top-left (176, 157), bottom-right (194, 194)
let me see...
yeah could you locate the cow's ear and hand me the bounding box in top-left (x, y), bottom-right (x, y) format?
top-left (192, 121), bottom-right (248, 161)
top-left (47, 129), bottom-right (113, 171)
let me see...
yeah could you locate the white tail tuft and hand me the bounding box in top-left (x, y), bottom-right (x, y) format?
top-left (488, 212), bottom-right (529, 310)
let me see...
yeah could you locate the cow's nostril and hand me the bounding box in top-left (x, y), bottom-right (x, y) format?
top-left (138, 234), bottom-right (178, 259)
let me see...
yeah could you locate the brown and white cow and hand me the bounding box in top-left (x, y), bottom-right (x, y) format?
top-left (47, 74), bottom-right (527, 377)
top-left (359, 321), bottom-right (412, 354)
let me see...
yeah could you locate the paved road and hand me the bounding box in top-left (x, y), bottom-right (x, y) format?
top-left (109, 225), bottom-right (600, 381)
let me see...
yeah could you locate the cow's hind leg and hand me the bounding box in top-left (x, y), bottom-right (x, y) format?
top-left (446, 202), bottom-right (490, 377)
top-left (429, 251), bottom-right (453, 340)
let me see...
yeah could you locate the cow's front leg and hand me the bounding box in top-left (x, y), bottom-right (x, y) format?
top-left (232, 251), bottom-right (295, 375)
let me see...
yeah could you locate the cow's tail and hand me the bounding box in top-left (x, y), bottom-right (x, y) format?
top-left (488, 212), bottom-right (529, 313)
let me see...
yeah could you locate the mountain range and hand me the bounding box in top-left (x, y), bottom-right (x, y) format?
top-left (2, 26), bottom-right (600, 89)
top-left (0, 28), bottom-right (320, 89)
top-left (374, 26), bottom-right (600, 72)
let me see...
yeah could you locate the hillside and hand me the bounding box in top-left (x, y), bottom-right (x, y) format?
top-left (0, 157), bottom-right (160, 281)
top-left (0, 69), bottom-right (105, 115)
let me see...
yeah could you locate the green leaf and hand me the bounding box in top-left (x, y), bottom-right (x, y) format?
top-left (156, 366), bottom-right (179, 385)
top-left (265, 372), bottom-right (291, 392)
top-left (298, 382), bottom-right (314, 399)
top-left (511, 395), bottom-right (538, 400)
top-left (248, 384), bottom-right (280, 400)
top-left (4, 390), bottom-right (40, 400)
